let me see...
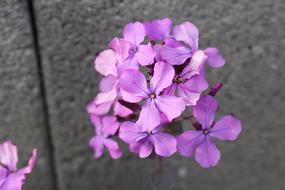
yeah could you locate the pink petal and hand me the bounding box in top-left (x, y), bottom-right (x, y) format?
top-left (0, 172), bottom-right (25, 190)
top-left (137, 99), bottom-right (161, 131)
top-left (205, 47), bottom-right (226, 68)
top-left (0, 166), bottom-right (8, 185)
top-left (164, 37), bottom-right (185, 48)
top-left (119, 121), bottom-right (147, 144)
top-left (95, 82), bottom-right (118, 105)
top-left (103, 139), bottom-right (122, 159)
top-left (159, 46), bottom-right (192, 65)
top-left (130, 140), bottom-right (153, 158)
top-left (120, 89), bottom-right (142, 103)
top-left (114, 101), bottom-right (133, 117)
top-left (138, 140), bottom-right (153, 158)
top-left (89, 136), bottom-right (104, 158)
top-left (177, 130), bottom-right (204, 157)
top-left (86, 101), bottom-right (112, 115)
top-left (177, 83), bottom-right (201, 106)
top-left (144, 18), bottom-right (172, 40)
top-left (193, 95), bottom-right (218, 129)
top-left (102, 116), bottom-right (120, 136)
top-left (117, 55), bottom-right (139, 73)
top-left (0, 141), bottom-right (18, 171)
top-left (151, 132), bottom-right (177, 157)
top-left (99, 75), bottom-right (117, 92)
top-left (150, 61), bottom-right (175, 93)
top-left (186, 70), bottom-right (209, 92)
top-left (17, 149), bottom-right (37, 174)
top-left (94, 49), bottom-right (117, 76)
top-left (0, 149), bottom-right (37, 190)
top-left (119, 69), bottom-right (149, 97)
top-left (179, 50), bottom-right (207, 80)
top-left (173, 22), bottom-right (199, 51)
top-left (90, 114), bottom-right (103, 130)
top-left (194, 138), bottom-right (221, 168)
top-left (163, 83), bottom-right (176, 96)
top-left (210, 116), bottom-right (242, 141)
top-left (109, 37), bottom-right (130, 63)
top-left (136, 43), bottom-right (156, 66)
top-left (123, 22), bottom-right (145, 46)
top-left (155, 95), bottom-right (185, 122)
top-left (177, 73), bottom-right (208, 106)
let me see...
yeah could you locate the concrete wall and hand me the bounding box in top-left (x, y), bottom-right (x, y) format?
top-left (0, 0), bottom-right (284, 189)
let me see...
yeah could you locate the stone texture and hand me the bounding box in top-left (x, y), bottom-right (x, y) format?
top-left (0, 0), bottom-right (56, 189)
top-left (33, 0), bottom-right (285, 189)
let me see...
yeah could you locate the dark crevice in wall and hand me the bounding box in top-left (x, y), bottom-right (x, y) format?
top-left (26, 0), bottom-right (60, 189)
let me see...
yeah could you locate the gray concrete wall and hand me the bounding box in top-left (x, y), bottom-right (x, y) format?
top-left (0, 0), bottom-right (284, 189)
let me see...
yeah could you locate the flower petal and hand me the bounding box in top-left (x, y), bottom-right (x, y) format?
top-left (102, 116), bottom-right (120, 136)
top-left (117, 55), bottom-right (139, 73)
top-left (177, 83), bottom-right (201, 106)
top-left (179, 50), bottom-right (207, 80)
top-left (159, 46), bottom-right (192, 65)
top-left (137, 99), bottom-right (161, 131)
top-left (205, 47), bottom-right (226, 68)
top-left (89, 136), bottom-right (104, 158)
top-left (177, 130), bottom-right (204, 157)
top-left (144, 18), bottom-right (172, 40)
top-left (17, 149), bottom-right (37, 174)
top-left (210, 116), bottom-right (242, 141)
top-left (0, 141), bottom-right (18, 171)
top-left (103, 139), bottom-right (122, 159)
top-left (94, 49), bottom-right (117, 76)
top-left (114, 101), bottom-right (133, 117)
top-left (0, 149), bottom-right (37, 190)
top-left (173, 22), bottom-right (199, 51)
top-left (0, 166), bottom-right (8, 185)
top-left (95, 82), bottom-right (118, 105)
top-left (119, 121), bottom-right (146, 144)
top-left (194, 138), bottom-right (221, 168)
top-left (186, 70), bottom-right (209, 92)
top-left (150, 61), bottom-right (175, 93)
top-left (90, 114), bottom-right (103, 130)
top-left (193, 95), bottom-right (218, 129)
top-left (136, 43), bottom-right (156, 66)
top-left (109, 37), bottom-right (130, 63)
top-left (119, 69), bottom-right (149, 97)
top-left (86, 101), bottom-right (112, 115)
top-left (132, 140), bottom-right (153, 158)
top-left (155, 95), bottom-right (185, 122)
top-left (99, 74), bottom-right (117, 92)
top-left (120, 89), bottom-right (142, 103)
top-left (151, 132), bottom-right (177, 157)
top-left (177, 73), bottom-right (208, 106)
top-left (163, 83), bottom-right (176, 95)
top-left (123, 22), bottom-right (145, 46)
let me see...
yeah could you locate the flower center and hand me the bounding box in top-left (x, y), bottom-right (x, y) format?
top-left (149, 93), bottom-right (156, 99)
top-left (203, 129), bottom-right (210, 135)
top-left (173, 74), bottom-right (181, 84)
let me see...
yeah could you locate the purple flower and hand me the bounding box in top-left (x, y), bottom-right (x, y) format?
top-left (119, 121), bottom-right (176, 158)
top-left (143, 18), bottom-right (172, 41)
top-left (0, 141), bottom-right (37, 190)
top-left (123, 22), bottom-right (156, 66)
top-left (177, 95), bottom-right (242, 168)
top-left (88, 38), bottom-right (141, 117)
top-left (163, 50), bottom-right (209, 105)
top-left (89, 115), bottom-right (122, 159)
top-left (160, 22), bottom-right (226, 67)
top-left (120, 61), bottom-right (185, 131)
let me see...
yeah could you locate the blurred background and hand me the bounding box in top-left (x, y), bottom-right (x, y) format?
top-left (0, 0), bottom-right (284, 189)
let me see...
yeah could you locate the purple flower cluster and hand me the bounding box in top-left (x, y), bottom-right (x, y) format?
top-left (87, 18), bottom-right (242, 168)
